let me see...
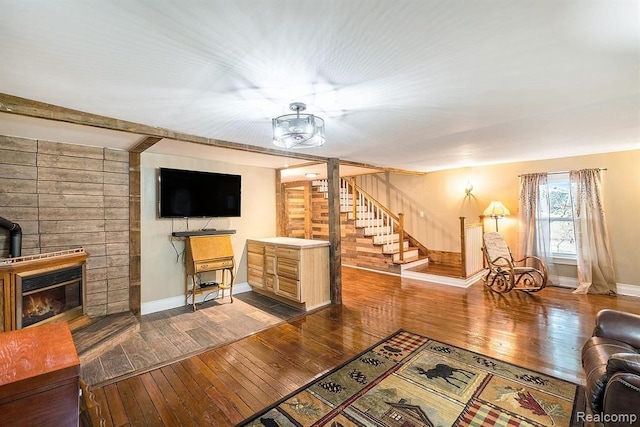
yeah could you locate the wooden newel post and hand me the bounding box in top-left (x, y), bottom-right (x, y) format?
top-left (460, 217), bottom-right (467, 278)
top-left (351, 177), bottom-right (358, 220)
top-left (398, 213), bottom-right (405, 263)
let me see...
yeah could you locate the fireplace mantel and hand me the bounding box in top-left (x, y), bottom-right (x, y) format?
top-left (0, 248), bottom-right (88, 332)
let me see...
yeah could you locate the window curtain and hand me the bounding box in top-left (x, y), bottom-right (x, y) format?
top-left (570, 169), bottom-right (616, 294)
top-left (517, 173), bottom-right (557, 285)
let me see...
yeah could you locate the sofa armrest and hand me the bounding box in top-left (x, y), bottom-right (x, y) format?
top-left (602, 372), bottom-right (640, 424)
top-left (607, 353), bottom-right (640, 377)
top-left (594, 309), bottom-right (640, 350)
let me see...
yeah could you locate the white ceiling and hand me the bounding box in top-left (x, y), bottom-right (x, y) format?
top-left (1, 0), bottom-right (639, 173)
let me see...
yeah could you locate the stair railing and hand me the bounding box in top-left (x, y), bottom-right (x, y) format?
top-left (345, 178), bottom-right (406, 263)
top-left (315, 178), bottom-right (408, 262)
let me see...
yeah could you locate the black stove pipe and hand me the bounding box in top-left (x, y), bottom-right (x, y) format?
top-left (0, 216), bottom-right (22, 258)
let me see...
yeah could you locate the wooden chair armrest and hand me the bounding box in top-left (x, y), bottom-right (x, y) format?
top-left (489, 256), bottom-right (513, 269)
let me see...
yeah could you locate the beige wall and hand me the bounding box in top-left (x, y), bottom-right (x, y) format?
top-left (139, 152), bottom-right (277, 307)
top-left (360, 149), bottom-right (640, 287)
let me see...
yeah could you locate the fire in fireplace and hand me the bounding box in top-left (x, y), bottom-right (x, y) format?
top-left (17, 265), bottom-right (83, 329)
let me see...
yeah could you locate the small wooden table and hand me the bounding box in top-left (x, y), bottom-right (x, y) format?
top-left (185, 235), bottom-right (235, 311)
top-left (0, 322), bottom-right (80, 427)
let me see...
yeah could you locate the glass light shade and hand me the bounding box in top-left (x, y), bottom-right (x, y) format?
top-left (483, 200), bottom-right (510, 217)
top-left (272, 103), bottom-right (326, 149)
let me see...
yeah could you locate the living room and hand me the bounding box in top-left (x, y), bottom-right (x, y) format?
top-left (1, 1), bottom-right (639, 425)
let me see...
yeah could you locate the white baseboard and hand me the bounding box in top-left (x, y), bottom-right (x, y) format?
top-left (617, 283), bottom-right (640, 297)
top-left (554, 276), bottom-right (639, 298)
top-left (141, 282), bottom-right (252, 315)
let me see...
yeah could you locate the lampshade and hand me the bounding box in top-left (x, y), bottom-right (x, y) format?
top-left (272, 102), bottom-right (325, 149)
top-left (483, 200), bottom-right (510, 217)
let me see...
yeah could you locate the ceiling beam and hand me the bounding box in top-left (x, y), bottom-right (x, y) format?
top-left (0, 92), bottom-right (425, 175)
top-left (129, 136), bottom-right (163, 153)
top-left (0, 93), bottom-right (327, 162)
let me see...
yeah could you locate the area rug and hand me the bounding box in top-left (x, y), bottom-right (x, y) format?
top-left (238, 329), bottom-right (586, 427)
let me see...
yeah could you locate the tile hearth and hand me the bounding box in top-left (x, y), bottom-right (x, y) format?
top-left (73, 292), bottom-right (301, 386)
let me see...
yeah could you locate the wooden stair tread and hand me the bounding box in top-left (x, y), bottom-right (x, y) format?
top-left (72, 311), bottom-right (140, 363)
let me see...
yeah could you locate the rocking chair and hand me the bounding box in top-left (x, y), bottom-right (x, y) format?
top-left (482, 232), bottom-right (548, 293)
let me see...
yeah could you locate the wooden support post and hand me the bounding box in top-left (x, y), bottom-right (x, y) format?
top-left (128, 137), bottom-right (162, 315)
top-left (304, 181), bottom-right (312, 239)
top-left (327, 158), bottom-right (342, 304)
top-left (275, 169), bottom-right (284, 236)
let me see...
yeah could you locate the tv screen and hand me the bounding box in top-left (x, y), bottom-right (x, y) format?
top-left (158, 168), bottom-right (241, 218)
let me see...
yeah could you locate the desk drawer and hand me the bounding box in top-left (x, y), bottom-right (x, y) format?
top-left (276, 247), bottom-right (299, 260)
top-left (247, 242), bottom-right (264, 254)
top-left (276, 276), bottom-right (300, 301)
top-left (196, 258), bottom-right (234, 272)
top-left (247, 252), bottom-right (264, 270)
top-left (277, 258), bottom-right (299, 279)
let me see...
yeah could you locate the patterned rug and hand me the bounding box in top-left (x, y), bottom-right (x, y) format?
top-left (239, 330), bottom-right (585, 427)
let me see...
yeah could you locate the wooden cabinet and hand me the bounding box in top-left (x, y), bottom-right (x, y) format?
top-left (247, 238), bottom-right (330, 311)
top-left (0, 322), bottom-right (80, 427)
top-left (185, 235), bottom-right (235, 310)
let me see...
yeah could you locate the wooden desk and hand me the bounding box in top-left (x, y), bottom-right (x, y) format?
top-left (0, 322), bottom-right (80, 427)
top-left (185, 235), bottom-right (235, 311)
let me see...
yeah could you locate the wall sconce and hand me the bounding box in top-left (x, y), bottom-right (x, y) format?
top-left (483, 200), bottom-right (510, 232)
top-left (464, 181), bottom-right (474, 197)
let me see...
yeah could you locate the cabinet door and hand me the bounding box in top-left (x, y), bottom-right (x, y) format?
top-left (247, 252), bottom-right (264, 288)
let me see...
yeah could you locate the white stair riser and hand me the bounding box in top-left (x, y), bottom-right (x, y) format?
top-left (393, 249), bottom-right (419, 262)
top-left (363, 226), bottom-right (393, 236)
top-left (372, 233), bottom-right (400, 244)
top-left (382, 241), bottom-right (410, 253)
top-left (355, 219), bottom-right (385, 227)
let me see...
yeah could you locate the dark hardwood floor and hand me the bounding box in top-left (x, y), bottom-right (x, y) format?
top-left (86, 266), bottom-right (640, 426)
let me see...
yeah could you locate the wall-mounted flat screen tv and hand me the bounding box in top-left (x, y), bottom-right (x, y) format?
top-left (158, 168), bottom-right (241, 218)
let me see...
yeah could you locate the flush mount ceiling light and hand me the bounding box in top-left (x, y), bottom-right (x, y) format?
top-left (272, 102), bottom-right (325, 149)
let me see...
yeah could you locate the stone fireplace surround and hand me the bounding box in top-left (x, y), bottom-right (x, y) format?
top-left (0, 136), bottom-right (130, 319)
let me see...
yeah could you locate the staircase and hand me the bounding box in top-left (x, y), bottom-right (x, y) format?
top-left (311, 179), bottom-right (424, 273)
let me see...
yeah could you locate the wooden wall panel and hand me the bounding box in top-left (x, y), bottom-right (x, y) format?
top-left (0, 135), bottom-right (130, 319)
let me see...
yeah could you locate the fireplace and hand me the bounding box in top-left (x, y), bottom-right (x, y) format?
top-left (17, 265), bottom-right (84, 329)
top-left (0, 248), bottom-right (88, 331)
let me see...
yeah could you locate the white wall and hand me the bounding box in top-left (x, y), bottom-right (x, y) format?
top-left (140, 152), bottom-right (276, 309)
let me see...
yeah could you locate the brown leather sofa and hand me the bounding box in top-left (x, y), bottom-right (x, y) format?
top-left (582, 309), bottom-right (640, 425)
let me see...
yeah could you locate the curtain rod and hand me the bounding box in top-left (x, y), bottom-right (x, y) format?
top-left (518, 168), bottom-right (607, 177)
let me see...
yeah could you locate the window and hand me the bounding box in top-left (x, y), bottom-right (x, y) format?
top-left (547, 174), bottom-right (576, 258)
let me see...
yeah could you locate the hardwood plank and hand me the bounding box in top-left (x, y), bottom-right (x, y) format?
top-left (102, 383), bottom-right (129, 427)
top-left (148, 370), bottom-right (199, 427)
top-left (115, 381), bottom-right (146, 426)
top-left (90, 387), bottom-right (115, 427)
top-left (126, 376), bottom-right (163, 427)
top-left (161, 364), bottom-right (225, 425)
top-left (183, 357), bottom-right (242, 424)
top-left (138, 373), bottom-right (183, 426)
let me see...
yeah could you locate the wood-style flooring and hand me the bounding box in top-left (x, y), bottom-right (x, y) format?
top-left (86, 266), bottom-right (640, 426)
top-left (77, 292), bottom-right (302, 386)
